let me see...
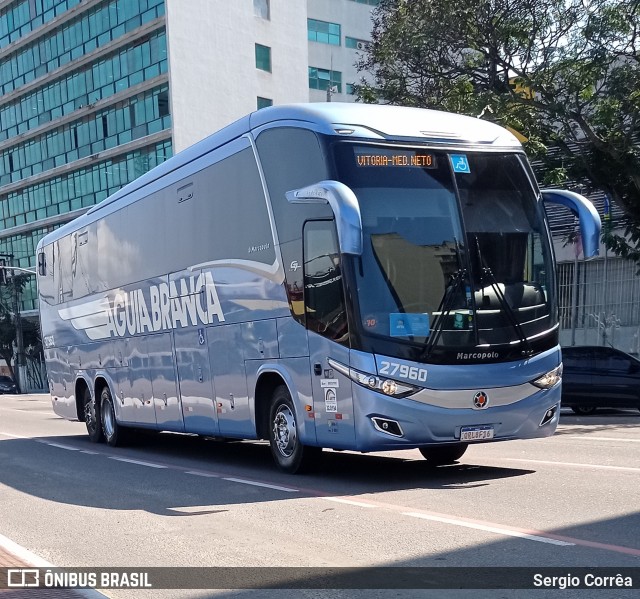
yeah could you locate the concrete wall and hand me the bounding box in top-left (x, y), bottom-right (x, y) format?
top-left (307, 0), bottom-right (375, 102)
top-left (166, 0), bottom-right (308, 151)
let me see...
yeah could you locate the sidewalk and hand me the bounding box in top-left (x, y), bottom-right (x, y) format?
top-left (0, 544), bottom-right (106, 598)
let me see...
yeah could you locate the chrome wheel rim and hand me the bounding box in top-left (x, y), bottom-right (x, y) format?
top-left (273, 404), bottom-right (297, 458)
top-left (102, 398), bottom-right (114, 438)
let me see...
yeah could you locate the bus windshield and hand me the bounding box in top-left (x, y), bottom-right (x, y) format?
top-left (333, 143), bottom-right (556, 356)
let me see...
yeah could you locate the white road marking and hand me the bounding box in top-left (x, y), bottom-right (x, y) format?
top-left (561, 435), bottom-right (640, 444)
top-left (109, 457), bottom-right (167, 469)
top-left (5, 408), bottom-right (55, 414)
top-left (222, 477), bottom-right (298, 492)
top-left (403, 512), bottom-right (574, 546)
top-left (503, 458), bottom-right (640, 472)
top-left (40, 441), bottom-right (81, 451)
top-left (2, 421), bottom-right (636, 556)
top-left (185, 470), bottom-right (219, 478)
top-left (322, 497), bottom-right (376, 508)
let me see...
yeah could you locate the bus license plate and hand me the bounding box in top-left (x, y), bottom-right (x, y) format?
top-left (460, 425), bottom-right (494, 441)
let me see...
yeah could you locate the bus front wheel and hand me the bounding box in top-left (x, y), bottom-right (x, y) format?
top-left (100, 386), bottom-right (126, 447)
top-left (83, 387), bottom-right (104, 443)
top-left (268, 386), bottom-right (320, 474)
top-left (419, 443), bottom-right (468, 466)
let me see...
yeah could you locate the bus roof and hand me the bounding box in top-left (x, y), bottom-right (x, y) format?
top-left (38, 103), bottom-right (520, 247)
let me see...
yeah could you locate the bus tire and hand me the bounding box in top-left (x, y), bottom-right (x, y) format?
top-left (83, 387), bottom-right (104, 443)
top-left (100, 386), bottom-right (126, 447)
top-left (269, 385), bottom-right (320, 474)
top-left (419, 443), bottom-right (468, 466)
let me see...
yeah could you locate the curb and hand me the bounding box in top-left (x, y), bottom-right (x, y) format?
top-left (0, 534), bottom-right (108, 599)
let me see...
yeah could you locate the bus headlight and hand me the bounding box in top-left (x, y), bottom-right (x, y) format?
top-left (327, 358), bottom-right (421, 398)
top-left (530, 364), bottom-right (563, 389)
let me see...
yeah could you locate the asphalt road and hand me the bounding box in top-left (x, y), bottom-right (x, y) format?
top-left (1, 394), bottom-right (639, 599)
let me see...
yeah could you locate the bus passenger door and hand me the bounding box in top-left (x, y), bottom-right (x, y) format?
top-left (174, 327), bottom-right (218, 435)
top-left (148, 332), bottom-right (183, 432)
top-left (304, 220), bottom-right (355, 448)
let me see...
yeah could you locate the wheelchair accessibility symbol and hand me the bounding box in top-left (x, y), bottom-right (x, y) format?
top-left (198, 328), bottom-right (206, 345)
top-left (450, 154), bottom-right (471, 173)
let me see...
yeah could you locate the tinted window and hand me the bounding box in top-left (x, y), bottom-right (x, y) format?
top-left (562, 347), bottom-right (592, 369)
top-left (89, 142), bottom-right (275, 294)
top-left (304, 220), bottom-right (348, 344)
top-left (256, 127), bottom-right (332, 323)
top-left (256, 127), bottom-right (331, 242)
top-left (593, 348), bottom-right (634, 372)
top-left (333, 144), bottom-right (555, 350)
top-left (54, 235), bottom-right (73, 303)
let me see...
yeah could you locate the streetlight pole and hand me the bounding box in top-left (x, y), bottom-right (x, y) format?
top-left (12, 269), bottom-right (25, 394)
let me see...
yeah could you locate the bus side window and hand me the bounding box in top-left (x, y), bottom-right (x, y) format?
top-left (303, 220), bottom-right (349, 344)
top-left (38, 251), bottom-right (46, 276)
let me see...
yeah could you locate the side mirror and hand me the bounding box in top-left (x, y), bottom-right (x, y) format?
top-left (286, 180), bottom-right (363, 255)
top-left (541, 189), bottom-right (602, 258)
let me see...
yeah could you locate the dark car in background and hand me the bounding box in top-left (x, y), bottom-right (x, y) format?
top-left (0, 375), bottom-right (17, 394)
top-left (561, 346), bottom-right (640, 415)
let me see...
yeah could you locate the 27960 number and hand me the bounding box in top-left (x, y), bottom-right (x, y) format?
top-left (379, 361), bottom-right (428, 382)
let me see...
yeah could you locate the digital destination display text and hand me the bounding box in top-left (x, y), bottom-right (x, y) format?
top-left (355, 151), bottom-right (437, 168)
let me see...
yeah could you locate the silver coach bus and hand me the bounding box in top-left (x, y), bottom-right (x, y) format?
top-left (37, 103), bottom-right (600, 473)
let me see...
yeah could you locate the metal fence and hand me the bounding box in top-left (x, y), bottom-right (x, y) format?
top-left (558, 255), bottom-right (640, 354)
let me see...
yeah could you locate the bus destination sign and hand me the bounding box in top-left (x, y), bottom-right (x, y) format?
top-left (355, 150), bottom-right (437, 168)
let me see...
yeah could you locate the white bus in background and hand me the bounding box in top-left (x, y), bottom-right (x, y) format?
top-left (37, 103), bottom-right (600, 473)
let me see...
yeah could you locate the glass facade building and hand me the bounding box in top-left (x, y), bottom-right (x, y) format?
top-left (0, 0), bottom-right (172, 313)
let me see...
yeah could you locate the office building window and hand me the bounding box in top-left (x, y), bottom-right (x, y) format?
top-left (257, 97), bottom-right (273, 110)
top-left (0, 86), bottom-right (171, 187)
top-left (255, 44), bottom-right (271, 72)
top-left (0, 0), bottom-right (83, 49)
top-left (0, 140), bottom-right (173, 236)
top-left (346, 83), bottom-right (356, 95)
top-left (158, 89), bottom-right (170, 117)
top-left (345, 37), bottom-right (369, 50)
top-left (309, 67), bottom-right (341, 93)
top-left (308, 19), bottom-right (341, 46)
top-left (347, 0), bottom-right (379, 5)
top-left (0, 0), bottom-right (166, 95)
top-left (253, 0), bottom-right (270, 19)
top-left (0, 30), bottom-right (168, 144)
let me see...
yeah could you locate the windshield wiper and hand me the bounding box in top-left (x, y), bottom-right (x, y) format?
top-left (422, 268), bottom-right (467, 360)
top-left (474, 236), bottom-right (533, 357)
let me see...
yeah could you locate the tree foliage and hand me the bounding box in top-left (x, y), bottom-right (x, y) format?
top-left (0, 274), bottom-right (40, 388)
top-left (358, 0), bottom-right (640, 260)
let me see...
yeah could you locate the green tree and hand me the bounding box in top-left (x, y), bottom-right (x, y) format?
top-left (0, 273), bottom-right (39, 390)
top-left (358, 0), bottom-right (640, 260)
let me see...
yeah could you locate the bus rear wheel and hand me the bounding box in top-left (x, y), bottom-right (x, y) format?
top-left (419, 443), bottom-right (468, 466)
top-left (83, 387), bottom-right (104, 443)
top-left (268, 386), bottom-right (320, 474)
top-left (100, 386), bottom-right (127, 447)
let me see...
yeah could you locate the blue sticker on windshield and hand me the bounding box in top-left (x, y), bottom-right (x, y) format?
top-left (390, 313), bottom-right (430, 337)
top-left (450, 154), bottom-right (471, 173)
